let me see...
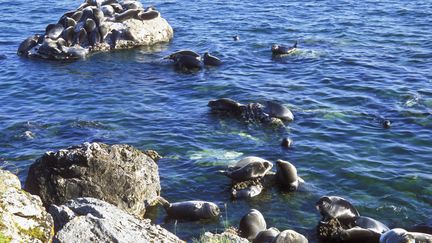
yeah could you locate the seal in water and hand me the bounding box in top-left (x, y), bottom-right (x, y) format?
top-left (155, 196), bottom-right (220, 221)
top-left (164, 50), bottom-right (201, 60)
top-left (231, 180), bottom-right (263, 199)
top-left (203, 52), bottom-right (222, 66)
top-left (275, 159), bottom-right (303, 191)
top-left (219, 157), bottom-right (273, 182)
top-left (271, 41), bottom-right (298, 55)
top-left (316, 196), bottom-right (360, 221)
top-left (263, 101), bottom-right (294, 121)
top-left (239, 209), bottom-right (267, 241)
top-left (233, 35), bottom-right (240, 41)
top-left (17, 35), bottom-right (40, 56)
top-left (173, 54), bottom-right (203, 71)
top-left (208, 98), bottom-right (242, 114)
top-left (281, 137), bottom-right (293, 148)
top-left (273, 230), bottom-right (308, 243)
top-left (253, 227), bottom-right (280, 243)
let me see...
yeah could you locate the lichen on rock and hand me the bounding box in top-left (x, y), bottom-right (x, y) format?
top-left (25, 142), bottom-right (161, 219)
top-left (0, 169), bottom-right (54, 243)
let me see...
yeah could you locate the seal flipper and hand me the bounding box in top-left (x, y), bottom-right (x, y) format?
top-left (153, 196), bottom-right (171, 209)
top-left (293, 41), bottom-right (298, 48)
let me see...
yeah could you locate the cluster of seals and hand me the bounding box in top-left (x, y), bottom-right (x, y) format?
top-left (238, 208), bottom-right (308, 242)
top-left (315, 196), bottom-right (432, 243)
top-left (17, 0), bottom-right (172, 60)
top-left (219, 156), bottom-right (304, 199)
top-left (154, 196), bottom-right (220, 221)
top-left (164, 50), bottom-right (222, 72)
top-left (208, 98), bottom-right (294, 127)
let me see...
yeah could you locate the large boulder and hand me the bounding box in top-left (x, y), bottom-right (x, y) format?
top-left (25, 142), bottom-right (161, 218)
top-left (49, 197), bottom-right (183, 243)
top-left (0, 169), bottom-right (54, 242)
top-left (17, 0), bottom-right (173, 60)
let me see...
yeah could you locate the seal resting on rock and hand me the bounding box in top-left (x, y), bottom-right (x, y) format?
top-left (219, 156), bottom-right (273, 182)
top-left (316, 196), bottom-right (360, 221)
top-left (253, 227), bottom-right (280, 243)
top-left (380, 228), bottom-right (432, 243)
top-left (208, 98), bottom-right (294, 126)
top-left (239, 209), bottom-right (267, 241)
top-left (154, 196), bottom-right (220, 221)
top-left (271, 41), bottom-right (298, 55)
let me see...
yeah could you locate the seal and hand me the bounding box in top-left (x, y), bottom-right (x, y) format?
top-left (45, 24), bottom-right (64, 40)
top-left (281, 137), bottom-right (293, 148)
top-left (316, 196), bottom-right (360, 221)
top-left (164, 50), bottom-right (201, 60)
top-left (155, 196), bottom-right (220, 221)
top-left (219, 157), bottom-right (273, 182)
top-left (233, 35), bottom-right (240, 41)
top-left (110, 3), bottom-right (124, 13)
top-left (380, 228), bottom-right (432, 243)
top-left (273, 230), bottom-right (308, 243)
top-left (339, 227), bottom-right (381, 243)
top-left (173, 54), bottom-right (203, 71)
top-left (93, 8), bottom-right (105, 26)
top-left (263, 101), bottom-right (294, 121)
top-left (203, 52), bottom-right (222, 66)
top-left (17, 35), bottom-right (40, 56)
top-left (271, 41), bottom-right (298, 55)
top-left (114, 9), bottom-right (140, 22)
top-left (89, 29), bottom-right (101, 46)
top-left (74, 28), bottom-right (88, 46)
top-left (101, 5), bottom-right (115, 17)
top-left (110, 29), bottom-right (121, 49)
top-left (84, 18), bottom-right (97, 33)
top-left (354, 216), bottom-right (390, 234)
top-left (208, 98), bottom-right (291, 126)
top-left (239, 209), bottom-right (267, 240)
top-left (99, 24), bottom-right (109, 41)
top-left (253, 227), bottom-right (280, 243)
top-left (138, 10), bottom-right (160, 20)
top-left (231, 180), bottom-right (263, 199)
top-left (59, 17), bottom-right (77, 28)
top-left (121, 0), bottom-right (143, 10)
top-left (275, 159), bottom-right (303, 191)
top-left (62, 26), bottom-right (75, 45)
top-left (71, 11), bottom-right (83, 22)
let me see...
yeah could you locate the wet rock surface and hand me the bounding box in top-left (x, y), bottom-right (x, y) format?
top-left (25, 142), bottom-right (161, 218)
top-left (50, 197), bottom-right (183, 243)
top-left (0, 169), bottom-right (54, 243)
top-left (17, 0), bottom-right (173, 60)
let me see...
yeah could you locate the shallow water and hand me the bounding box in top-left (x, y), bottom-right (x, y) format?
top-left (0, 0), bottom-right (431, 241)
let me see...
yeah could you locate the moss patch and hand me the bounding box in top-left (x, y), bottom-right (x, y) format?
top-left (0, 232), bottom-right (11, 243)
top-left (16, 225), bottom-right (47, 242)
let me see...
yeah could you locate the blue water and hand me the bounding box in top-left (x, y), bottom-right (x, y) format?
top-left (1, 0), bottom-right (431, 241)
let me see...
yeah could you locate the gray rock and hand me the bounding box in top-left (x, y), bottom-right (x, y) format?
top-left (0, 169), bottom-right (54, 243)
top-left (51, 197), bottom-right (183, 243)
top-left (25, 142), bottom-right (161, 218)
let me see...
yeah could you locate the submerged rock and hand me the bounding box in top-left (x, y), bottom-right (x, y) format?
top-left (0, 169), bottom-right (54, 243)
top-left (50, 197), bottom-right (183, 243)
top-left (18, 0), bottom-right (173, 60)
top-left (200, 227), bottom-right (248, 243)
top-left (25, 142), bottom-right (161, 218)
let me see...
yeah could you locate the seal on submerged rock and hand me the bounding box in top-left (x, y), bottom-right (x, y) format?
top-left (208, 98), bottom-right (294, 126)
top-left (155, 196), bottom-right (220, 221)
top-left (316, 196), bottom-right (360, 221)
top-left (17, 35), bottom-right (40, 56)
top-left (203, 52), bottom-right (222, 66)
top-left (271, 41), bottom-right (298, 55)
top-left (219, 156), bottom-right (273, 182)
top-left (231, 179), bottom-right (263, 199)
top-left (239, 209), bottom-right (267, 241)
